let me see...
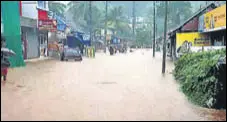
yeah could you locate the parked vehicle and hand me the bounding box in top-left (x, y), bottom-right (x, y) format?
top-left (60, 36), bottom-right (82, 61)
top-left (60, 46), bottom-right (82, 61)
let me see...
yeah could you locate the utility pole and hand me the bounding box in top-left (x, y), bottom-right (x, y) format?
top-left (153, 1), bottom-right (156, 57)
top-left (105, 1), bottom-right (108, 46)
top-left (89, 1), bottom-right (92, 44)
top-left (155, 23), bottom-right (157, 51)
top-left (132, 1), bottom-right (136, 38)
top-left (162, 1), bottom-right (168, 74)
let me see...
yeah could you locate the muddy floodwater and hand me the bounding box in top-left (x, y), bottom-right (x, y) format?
top-left (1, 49), bottom-right (226, 121)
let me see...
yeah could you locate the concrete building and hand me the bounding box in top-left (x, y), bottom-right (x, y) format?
top-left (20, 1), bottom-right (40, 59)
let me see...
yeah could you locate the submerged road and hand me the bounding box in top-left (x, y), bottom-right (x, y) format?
top-left (1, 49), bottom-right (213, 120)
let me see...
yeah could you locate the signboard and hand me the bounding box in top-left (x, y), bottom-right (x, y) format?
top-left (204, 4), bottom-right (226, 32)
top-left (176, 32), bottom-right (210, 49)
top-left (82, 34), bottom-right (90, 41)
top-left (176, 32), bottom-right (211, 57)
top-left (38, 19), bottom-right (57, 31)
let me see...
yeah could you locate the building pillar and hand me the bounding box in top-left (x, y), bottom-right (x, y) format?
top-left (1, 1), bottom-right (25, 67)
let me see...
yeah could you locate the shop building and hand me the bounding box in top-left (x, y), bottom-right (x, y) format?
top-left (167, 3), bottom-right (217, 59)
top-left (198, 4), bottom-right (226, 46)
top-left (20, 1), bottom-right (40, 59)
top-left (37, 1), bottom-right (50, 58)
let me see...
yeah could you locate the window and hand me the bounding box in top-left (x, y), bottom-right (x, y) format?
top-left (37, 1), bottom-right (47, 10)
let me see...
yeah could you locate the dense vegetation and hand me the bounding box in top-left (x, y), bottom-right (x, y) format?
top-left (173, 49), bottom-right (226, 109)
top-left (49, 1), bottom-right (225, 46)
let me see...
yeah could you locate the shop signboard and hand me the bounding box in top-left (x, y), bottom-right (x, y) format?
top-left (176, 32), bottom-right (210, 49)
top-left (176, 32), bottom-right (211, 57)
top-left (204, 4), bottom-right (226, 32)
top-left (38, 19), bottom-right (57, 32)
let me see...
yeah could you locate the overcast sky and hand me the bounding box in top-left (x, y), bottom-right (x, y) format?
top-left (57, 1), bottom-right (70, 4)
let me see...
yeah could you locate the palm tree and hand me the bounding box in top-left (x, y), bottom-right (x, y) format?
top-left (67, 1), bottom-right (104, 33)
top-left (107, 6), bottom-right (131, 37)
top-left (48, 1), bottom-right (66, 17)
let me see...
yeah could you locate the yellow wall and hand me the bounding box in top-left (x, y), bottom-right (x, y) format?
top-left (176, 32), bottom-right (210, 48)
top-left (204, 4), bottom-right (226, 30)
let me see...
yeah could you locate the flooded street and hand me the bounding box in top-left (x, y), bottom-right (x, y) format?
top-left (1, 50), bottom-right (223, 121)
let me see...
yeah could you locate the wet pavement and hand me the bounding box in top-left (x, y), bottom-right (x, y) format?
top-left (1, 49), bottom-right (225, 121)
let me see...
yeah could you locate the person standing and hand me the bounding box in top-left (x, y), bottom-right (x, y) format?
top-left (1, 34), bottom-right (8, 82)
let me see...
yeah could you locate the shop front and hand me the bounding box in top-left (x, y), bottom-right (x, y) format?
top-left (38, 30), bottom-right (48, 57)
top-left (38, 9), bottom-right (57, 57)
top-left (198, 4), bottom-right (226, 46)
top-left (20, 16), bottom-right (39, 59)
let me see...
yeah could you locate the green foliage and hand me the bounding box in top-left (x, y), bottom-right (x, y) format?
top-left (135, 27), bottom-right (151, 46)
top-left (107, 6), bottom-right (131, 37)
top-left (48, 2), bottom-right (66, 17)
top-left (154, 1), bottom-right (193, 32)
top-left (67, 1), bottom-right (104, 32)
top-left (67, 2), bottom-right (131, 38)
top-left (173, 49), bottom-right (226, 108)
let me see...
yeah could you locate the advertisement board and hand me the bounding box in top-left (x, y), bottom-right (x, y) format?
top-left (38, 19), bottom-right (57, 32)
top-left (176, 32), bottom-right (210, 49)
top-left (204, 4), bottom-right (226, 32)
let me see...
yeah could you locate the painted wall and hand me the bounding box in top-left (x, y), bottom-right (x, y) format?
top-left (1, 12), bottom-right (3, 34)
top-left (1, 1), bottom-right (25, 67)
top-left (21, 1), bottom-right (38, 19)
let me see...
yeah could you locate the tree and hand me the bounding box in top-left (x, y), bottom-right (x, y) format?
top-left (68, 1), bottom-right (104, 33)
top-left (48, 1), bottom-right (66, 17)
top-left (155, 1), bottom-right (192, 30)
top-left (107, 6), bottom-right (131, 37)
top-left (135, 26), bottom-right (152, 47)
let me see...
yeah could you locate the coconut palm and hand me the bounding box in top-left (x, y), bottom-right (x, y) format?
top-left (107, 6), bottom-right (131, 37)
top-left (48, 1), bottom-right (66, 17)
top-left (67, 1), bottom-right (104, 33)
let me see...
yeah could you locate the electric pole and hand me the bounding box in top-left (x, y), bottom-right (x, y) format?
top-left (89, 1), bottom-right (92, 44)
top-left (162, 1), bottom-right (168, 74)
top-left (153, 1), bottom-right (156, 57)
top-left (105, 1), bottom-right (108, 46)
top-left (156, 23), bottom-right (157, 51)
top-left (132, 1), bottom-right (136, 38)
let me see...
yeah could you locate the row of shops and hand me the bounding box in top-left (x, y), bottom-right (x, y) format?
top-left (166, 3), bottom-right (226, 59)
top-left (2, 1), bottom-right (70, 61)
top-left (19, 1), bottom-right (70, 60)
